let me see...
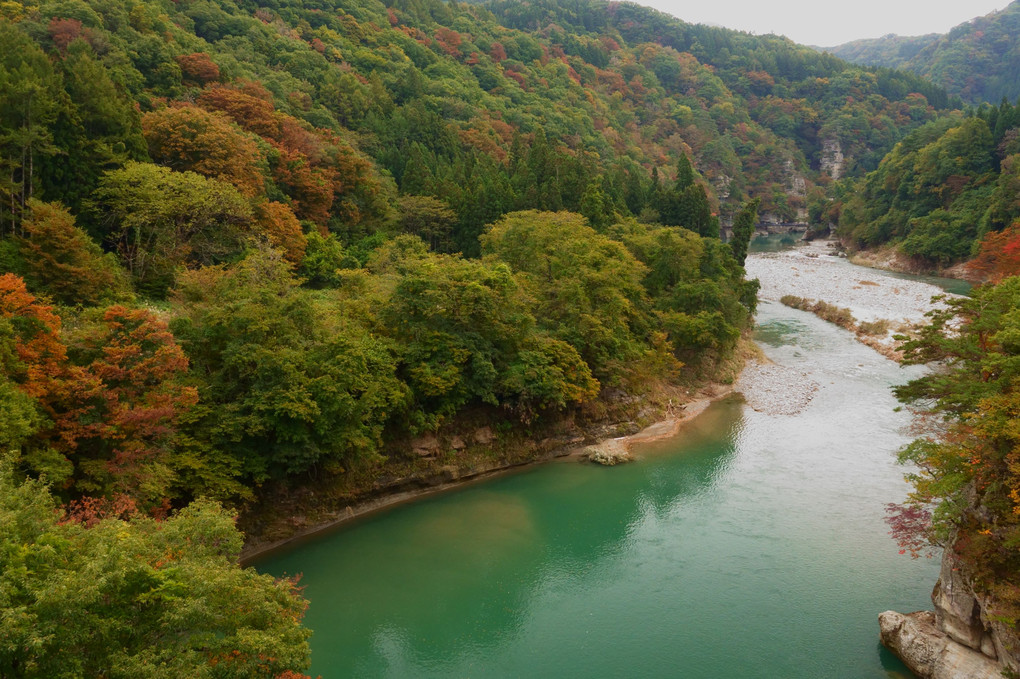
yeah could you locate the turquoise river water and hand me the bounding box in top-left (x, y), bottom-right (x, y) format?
top-left (258, 255), bottom-right (947, 678)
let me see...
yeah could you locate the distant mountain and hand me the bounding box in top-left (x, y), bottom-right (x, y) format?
top-left (825, 2), bottom-right (1020, 105)
top-left (821, 33), bottom-right (939, 71)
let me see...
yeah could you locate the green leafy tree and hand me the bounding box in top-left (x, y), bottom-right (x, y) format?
top-left (376, 236), bottom-right (598, 426)
top-left (579, 175), bottom-right (616, 232)
top-left (621, 222), bottom-right (755, 362)
top-left (0, 463), bottom-right (312, 678)
top-left (675, 153), bottom-right (695, 192)
top-left (39, 40), bottom-right (147, 216)
top-left (90, 162), bottom-right (253, 296)
top-left (0, 24), bottom-right (62, 232)
top-left (297, 231), bottom-right (356, 288)
top-left (171, 250), bottom-right (409, 481)
top-left (481, 211), bottom-right (650, 381)
top-left (396, 195), bottom-right (458, 253)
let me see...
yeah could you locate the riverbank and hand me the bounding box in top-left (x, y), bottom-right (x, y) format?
top-left (257, 257), bottom-right (944, 679)
top-left (239, 362), bottom-right (751, 563)
top-left (242, 242), bottom-right (955, 562)
top-left (846, 243), bottom-right (983, 283)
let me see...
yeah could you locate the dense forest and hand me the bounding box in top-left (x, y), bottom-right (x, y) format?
top-left (832, 99), bottom-right (1020, 274)
top-left (0, 0), bottom-right (1013, 674)
top-left (0, 0), bottom-right (957, 507)
top-left (827, 1), bottom-right (1020, 106)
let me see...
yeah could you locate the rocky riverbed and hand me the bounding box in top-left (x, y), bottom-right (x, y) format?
top-left (744, 240), bottom-right (956, 357)
top-left (746, 240), bottom-right (953, 323)
top-left (736, 362), bottom-right (818, 416)
top-left (736, 239), bottom-right (956, 416)
top-left (745, 242), bottom-right (1019, 678)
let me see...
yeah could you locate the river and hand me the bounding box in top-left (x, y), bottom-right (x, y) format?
top-left (257, 242), bottom-right (949, 678)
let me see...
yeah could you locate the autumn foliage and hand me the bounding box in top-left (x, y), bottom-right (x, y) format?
top-left (197, 83), bottom-right (382, 226)
top-left (142, 105), bottom-right (266, 197)
top-left (0, 273), bottom-right (69, 401)
top-left (894, 277), bottom-right (1020, 622)
top-left (971, 221), bottom-right (1020, 283)
top-left (256, 201), bottom-right (307, 263)
top-left (47, 17), bottom-right (82, 52)
top-left (51, 306), bottom-right (198, 506)
top-left (175, 52), bottom-right (220, 84)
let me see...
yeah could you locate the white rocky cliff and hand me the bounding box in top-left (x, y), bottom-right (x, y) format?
top-left (880, 549), bottom-right (1020, 678)
top-left (820, 138), bottom-right (845, 181)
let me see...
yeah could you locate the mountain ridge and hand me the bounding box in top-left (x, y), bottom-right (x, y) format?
top-left (824, 1), bottom-right (1020, 104)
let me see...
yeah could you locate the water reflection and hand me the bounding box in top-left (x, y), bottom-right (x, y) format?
top-left (749, 233), bottom-right (803, 253)
top-left (260, 406), bottom-right (742, 677)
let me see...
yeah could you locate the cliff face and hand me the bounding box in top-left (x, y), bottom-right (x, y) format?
top-left (880, 548), bottom-right (1020, 678)
top-left (819, 139), bottom-right (845, 181)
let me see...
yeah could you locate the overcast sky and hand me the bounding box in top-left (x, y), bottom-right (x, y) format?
top-left (638, 0), bottom-right (1009, 46)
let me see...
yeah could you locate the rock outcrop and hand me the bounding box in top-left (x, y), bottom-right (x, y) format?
top-left (820, 138), bottom-right (845, 180)
top-left (585, 439), bottom-right (632, 466)
top-left (880, 549), bottom-right (1020, 678)
top-left (879, 611), bottom-right (1002, 679)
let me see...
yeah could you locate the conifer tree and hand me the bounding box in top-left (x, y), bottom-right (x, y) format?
top-left (729, 198), bottom-right (760, 266)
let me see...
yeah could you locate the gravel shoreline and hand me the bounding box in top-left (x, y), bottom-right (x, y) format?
top-left (737, 362), bottom-right (819, 416)
top-left (744, 240), bottom-right (956, 356)
top-left (745, 240), bottom-right (955, 325)
top-left (736, 240), bottom-right (958, 415)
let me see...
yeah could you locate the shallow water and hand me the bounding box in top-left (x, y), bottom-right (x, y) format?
top-left (749, 232), bottom-right (805, 253)
top-left (258, 299), bottom-right (940, 678)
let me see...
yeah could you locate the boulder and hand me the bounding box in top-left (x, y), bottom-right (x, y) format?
top-left (472, 427), bottom-right (494, 445)
top-left (879, 610), bottom-right (1002, 679)
top-left (411, 434), bottom-right (440, 457)
top-left (879, 610), bottom-right (943, 678)
top-left (585, 440), bottom-right (631, 466)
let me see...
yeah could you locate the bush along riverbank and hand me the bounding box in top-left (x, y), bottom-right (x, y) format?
top-left (239, 341), bottom-right (755, 562)
top-left (879, 278), bottom-right (1020, 678)
top-left (778, 295), bottom-right (905, 360)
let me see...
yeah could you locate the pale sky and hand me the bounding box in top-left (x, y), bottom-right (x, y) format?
top-left (639, 0), bottom-right (1009, 46)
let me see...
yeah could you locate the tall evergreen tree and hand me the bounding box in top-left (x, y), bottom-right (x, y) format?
top-left (675, 153), bottom-right (695, 192)
top-left (729, 197), bottom-right (760, 266)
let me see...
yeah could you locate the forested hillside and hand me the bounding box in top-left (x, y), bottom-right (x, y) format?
top-left (0, 0), bottom-right (957, 504)
top-left (822, 33), bottom-right (939, 72)
top-left (834, 100), bottom-right (1020, 276)
top-left (827, 1), bottom-right (1020, 105)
